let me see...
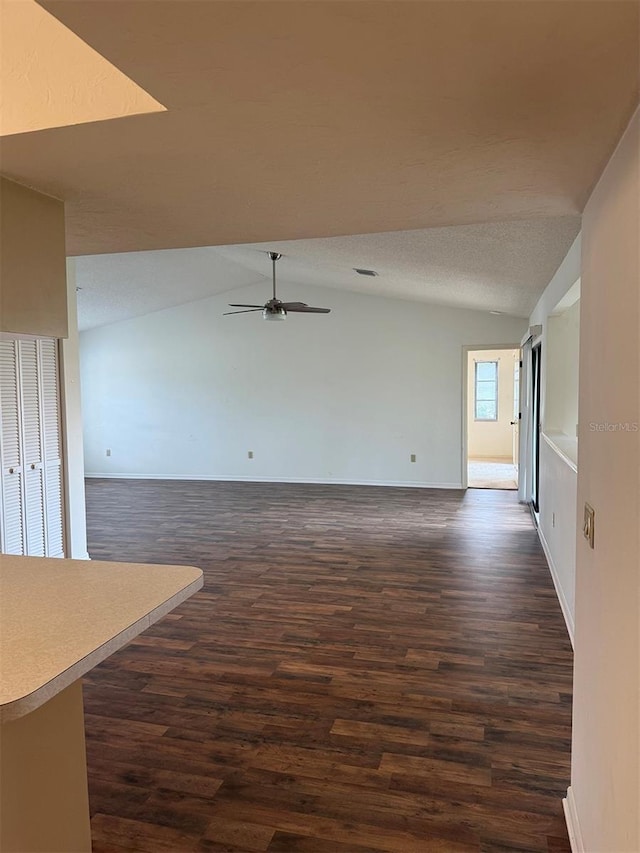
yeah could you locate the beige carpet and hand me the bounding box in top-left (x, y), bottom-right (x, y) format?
top-left (468, 460), bottom-right (518, 490)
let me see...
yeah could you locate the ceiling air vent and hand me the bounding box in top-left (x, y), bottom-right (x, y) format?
top-left (354, 268), bottom-right (378, 276)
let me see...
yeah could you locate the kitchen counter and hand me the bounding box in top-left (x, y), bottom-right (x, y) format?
top-left (0, 554), bottom-right (203, 852)
top-left (1, 554), bottom-right (203, 722)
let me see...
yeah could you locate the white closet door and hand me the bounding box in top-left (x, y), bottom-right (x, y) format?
top-left (0, 340), bottom-right (25, 554)
top-left (39, 338), bottom-right (64, 557)
top-left (18, 340), bottom-right (47, 557)
top-left (0, 337), bottom-right (63, 558)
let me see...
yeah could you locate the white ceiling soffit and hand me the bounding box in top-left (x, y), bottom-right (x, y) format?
top-left (0, 0), bottom-right (164, 137)
top-left (1, 1), bottom-right (637, 255)
top-left (551, 278), bottom-right (582, 315)
top-left (76, 216), bottom-right (581, 330)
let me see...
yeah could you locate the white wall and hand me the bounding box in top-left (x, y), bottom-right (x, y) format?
top-left (525, 234), bottom-right (581, 644)
top-left (546, 298), bottom-right (580, 439)
top-left (567, 107), bottom-right (639, 851)
top-left (467, 348), bottom-right (517, 460)
top-left (80, 284), bottom-right (526, 488)
top-left (538, 437), bottom-right (576, 640)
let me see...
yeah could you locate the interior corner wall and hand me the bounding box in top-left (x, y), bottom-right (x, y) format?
top-left (79, 286), bottom-right (526, 488)
top-left (0, 177), bottom-right (68, 338)
top-left (528, 234), bottom-right (581, 332)
top-left (60, 260), bottom-right (88, 559)
top-left (0, 180), bottom-right (85, 560)
top-left (569, 106), bottom-right (639, 851)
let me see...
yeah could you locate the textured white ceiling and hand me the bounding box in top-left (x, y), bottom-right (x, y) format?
top-left (216, 218), bottom-right (581, 317)
top-left (2, 1), bottom-right (637, 255)
top-left (76, 216), bottom-right (581, 330)
top-left (75, 247), bottom-right (267, 330)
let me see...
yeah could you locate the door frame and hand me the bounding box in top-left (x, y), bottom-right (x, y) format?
top-left (531, 341), bottom-right (542, 513)
top-left (461, 343), bottom-right (521, 489)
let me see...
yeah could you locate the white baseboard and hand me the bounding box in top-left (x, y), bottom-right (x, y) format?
top-left (563, 787), bottom-right (584, 853)
top-left (85, 472), bottom-right (464, 490)
top-left (468, 455), bottom-right (512, 462)
top-left (537, 526), bottom-right (575, 648)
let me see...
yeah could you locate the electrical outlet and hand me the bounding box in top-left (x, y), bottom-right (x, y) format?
top-left (583, 503), bottom-right (595, 548)
top-left (248, 451), bottom-right (254, 459)
top-left (410, 453), bottom-right (416, 463)
top-left (106, 448), bottom-right (111, 457)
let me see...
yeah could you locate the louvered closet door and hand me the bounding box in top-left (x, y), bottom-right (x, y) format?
top-left (0, 337), bottom-right (63, 557)
top-left (0, 340), bottom-right (25, 554)
top-left (39, 339), bottom-right (64, 557)
top-left (18, 340), bottom-right (47, 556)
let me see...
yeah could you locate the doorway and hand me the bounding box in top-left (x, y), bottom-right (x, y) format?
top-left (465, 347), bottom-right (520, 489)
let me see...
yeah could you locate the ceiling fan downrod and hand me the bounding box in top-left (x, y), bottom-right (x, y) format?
top-left (269, 251), bottom-right (282, 301)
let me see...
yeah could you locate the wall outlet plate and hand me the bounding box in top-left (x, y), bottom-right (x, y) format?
top-left (583, 503), bottom-right (595, 548)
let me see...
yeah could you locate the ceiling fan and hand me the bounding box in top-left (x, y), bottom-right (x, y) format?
top-left (224, 252), bottom-right (331, 320)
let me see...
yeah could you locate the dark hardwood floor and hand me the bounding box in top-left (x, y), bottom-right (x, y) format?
top-left (83, 479), bottom-right (573, 852)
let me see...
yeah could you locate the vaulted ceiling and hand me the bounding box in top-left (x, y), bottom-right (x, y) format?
top-left (76, 218), bottom-right (581, 329)
top-left (1, 0), bottom-right (639, 255)
top-left (2, 1), bottom-right (638, 258)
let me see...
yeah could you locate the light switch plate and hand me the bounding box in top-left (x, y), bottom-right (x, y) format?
top-left (583, 503), bottom-right (595, 548)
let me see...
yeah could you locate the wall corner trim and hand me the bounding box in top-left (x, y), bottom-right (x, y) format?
top-left (537, 526), bottom-right (575, 648)
top-left (563, 787), bottom-right (584, 853)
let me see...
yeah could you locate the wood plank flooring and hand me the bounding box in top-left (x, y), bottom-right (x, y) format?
top-left (84, 479), bottom-right (573, 852)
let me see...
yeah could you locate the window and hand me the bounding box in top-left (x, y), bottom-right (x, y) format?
top-left (475, 360), bottom-right (498, 420)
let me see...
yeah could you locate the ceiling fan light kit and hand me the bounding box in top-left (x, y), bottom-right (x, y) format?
top-left (263, 307), bottom-right (286, 321)
top-left (224, 251), bottom-right (330, 320)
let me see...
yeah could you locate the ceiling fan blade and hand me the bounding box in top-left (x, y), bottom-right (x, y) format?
top-left (228, 303), bottom-right (265, 308)
top-left (223, 308), bottom-right (264, 315)
top-left (286, 306), bottom-right (331, 313)
top-left (279, 301), bottom-right (308, 309)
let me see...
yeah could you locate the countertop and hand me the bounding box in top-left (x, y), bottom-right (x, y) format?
top-left (0, 555), bottom-right (203, 722)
